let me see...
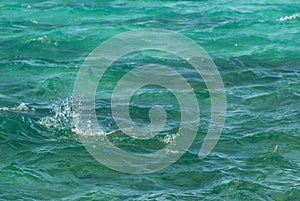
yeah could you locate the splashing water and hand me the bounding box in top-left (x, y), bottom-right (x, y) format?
top-left (38, 98), bottom-right (73, 129)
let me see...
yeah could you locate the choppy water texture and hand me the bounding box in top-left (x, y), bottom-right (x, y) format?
top-left (1, 0), bottom-right (300, 200)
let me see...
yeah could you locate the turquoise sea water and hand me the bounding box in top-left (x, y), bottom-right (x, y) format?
top-left (1, 0), bottom-right (300, 200)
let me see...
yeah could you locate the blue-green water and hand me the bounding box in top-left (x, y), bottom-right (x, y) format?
top-left (1, 0), bottom-right (300, 200)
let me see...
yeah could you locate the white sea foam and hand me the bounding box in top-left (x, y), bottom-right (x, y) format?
top-left (0, 102), bottom-right (33, 111)
top-left (27, 35), bottom-right (58, 46)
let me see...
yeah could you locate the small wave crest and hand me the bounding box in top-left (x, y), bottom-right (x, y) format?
top-left (277, 13), bottom-right (300, 22)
